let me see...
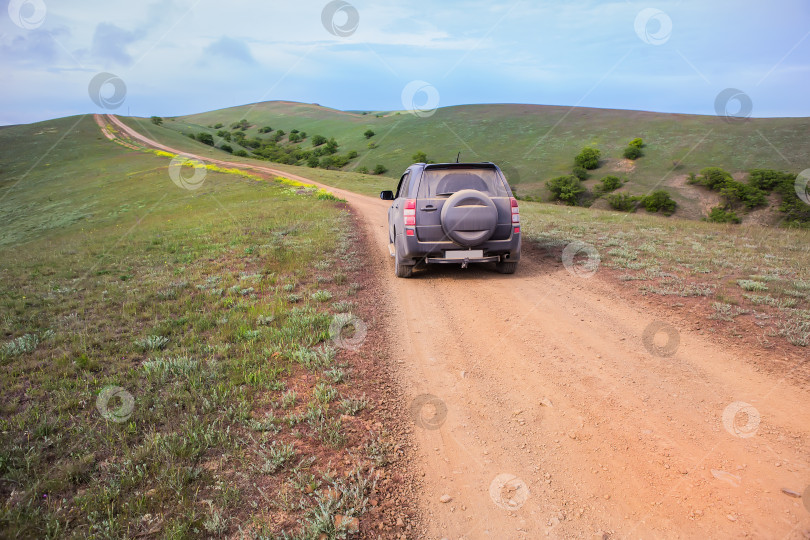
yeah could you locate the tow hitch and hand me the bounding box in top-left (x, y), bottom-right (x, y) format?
top-left (461, 257), bottom-right (469, 269)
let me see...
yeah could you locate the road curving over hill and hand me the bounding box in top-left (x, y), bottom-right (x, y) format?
top-left (98, 114), bottom-right (810, 539)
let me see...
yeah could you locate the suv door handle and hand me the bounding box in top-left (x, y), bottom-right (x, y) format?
top-left (421, 205), bottom-right (437, 212)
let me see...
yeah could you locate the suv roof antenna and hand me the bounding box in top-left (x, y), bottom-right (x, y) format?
top-left (456, 152), bottom-right (460, 163)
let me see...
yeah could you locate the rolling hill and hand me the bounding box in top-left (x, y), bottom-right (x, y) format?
top-left (126, 101), bottom-right (810, 222)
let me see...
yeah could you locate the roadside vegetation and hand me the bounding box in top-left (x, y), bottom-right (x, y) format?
top-left (0, 117), bottom-right (407, 538)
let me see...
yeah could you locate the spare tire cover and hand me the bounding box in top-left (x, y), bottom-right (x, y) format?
top-left (440, 189), bottom-right (498, 247)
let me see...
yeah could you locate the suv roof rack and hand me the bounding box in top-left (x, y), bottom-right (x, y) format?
top-left (423, 162), bottom-right (496, 170)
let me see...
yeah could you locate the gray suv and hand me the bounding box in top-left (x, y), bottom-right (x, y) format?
top-left (380, 162), bottom-right (521, 278)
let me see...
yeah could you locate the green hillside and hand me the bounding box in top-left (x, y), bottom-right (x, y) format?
top-left (0, 116), bottom-right (395, 537)
top-left (140, 101), bottom-right (809, 218)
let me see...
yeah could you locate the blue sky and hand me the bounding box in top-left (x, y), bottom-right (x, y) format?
top-left (1, 0), bottom-right (809, 125)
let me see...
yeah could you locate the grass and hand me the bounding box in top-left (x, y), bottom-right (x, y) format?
top-left (0, 116), bottom-right (393, 537)
top-left (517, 202), bottom-right (810, 349)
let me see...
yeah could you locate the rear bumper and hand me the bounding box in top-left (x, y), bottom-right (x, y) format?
top-left (397, 234), bottom-right (521, 266)
top-left (426, 255), bottom-right (501, 264)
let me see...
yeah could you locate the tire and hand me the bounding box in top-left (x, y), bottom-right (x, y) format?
top-left (496, 261), bottom-right (518, 274)
top-left (394, 236), bottom-right (413, 278)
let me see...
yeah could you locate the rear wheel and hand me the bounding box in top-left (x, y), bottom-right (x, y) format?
top-left (394, 236), bottom-right (413, 278)
top-left (496, 261), bottom-right (518, 274)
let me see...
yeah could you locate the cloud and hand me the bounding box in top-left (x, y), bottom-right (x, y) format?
top-left (91, 22), bottom-right (142, 67)
top-left (0, 27), bottom-right (66, 65)
top-left (202, 36), bottom-right (257, 65)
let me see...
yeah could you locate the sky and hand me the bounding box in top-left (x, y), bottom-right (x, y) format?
top-left (1, 0), bottom-right (809, 125)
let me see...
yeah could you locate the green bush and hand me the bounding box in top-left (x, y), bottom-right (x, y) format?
top-left (596, 175), bottom-right (622, 193)
top-left (749, 169), bottom-right (794, 192)
top-left (258, 126), bottom-right (273, 133)
top-left (311, 135), bottom-right (327, 147)
top-left (213, 123), bottom-right (223, 129)
top-left (628, 137), bottom-right (644, 148)
top-left (696, 167), bottom-right (734, 189)
top-left (373, 164), bottom-right (388, 175)
top-left (546, 175), bottom-right (585, 205)
top-left (364, 129), bottom-right (375, 139)
top-left (412, 151), bottom-right (428, 163)
top-left (307, 155), bottom-right (319, 168)
top-left (642, 190), bottom-right (676, 215)
top-left (356, 166), bottom-right (369, 174)
top-left (574, 147), bottom-right (600, 170)
top-left (572, 166), bottom-right (589, 181)
top-left (234, 150), bottom-right (248, 157)
top-left (623, 146), bottom-right (642, 160)
top-left (196, 132), bottom-right (214, 146)
top-left (150, 116), bottom-right (163, 126)
top-left (347, 150), bottom-right (358, 159)
top-left (220, 144), bottom-right (233, 154)
top-left (606, 193), bottom-right (641, 212)
top-left (707, 206), bottom-right (741, 223)
top-left (720, 181), bottom-right (767, 208)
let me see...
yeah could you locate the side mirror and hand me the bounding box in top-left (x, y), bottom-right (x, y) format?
top-left (380, 190), bottom-right (395, 201)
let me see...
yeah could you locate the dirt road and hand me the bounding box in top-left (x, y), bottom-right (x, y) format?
top-left (99, 115), bottom-right (810, 539)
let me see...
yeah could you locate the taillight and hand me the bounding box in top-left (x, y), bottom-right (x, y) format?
top-left (406, 229), bottom-right (415, 236)
top-left (404, 198), bottom-right (416, 225)
top-left (510, 197), bottom-right (520, 224)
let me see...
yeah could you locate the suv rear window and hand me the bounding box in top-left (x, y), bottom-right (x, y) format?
top-left (417, 168), bottom-right (509, 198)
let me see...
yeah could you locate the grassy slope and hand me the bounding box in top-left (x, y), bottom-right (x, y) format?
top-left (156, 101), bottom-right (809, 211)
top-left (0, 116), bottom-right (397, 538)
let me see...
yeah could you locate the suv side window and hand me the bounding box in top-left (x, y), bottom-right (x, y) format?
top-left (395, 172), bottom-right (410, 199)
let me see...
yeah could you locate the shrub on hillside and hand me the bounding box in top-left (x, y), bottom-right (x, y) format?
top-left (373, 164), bottom-right (388, 175)
top-left (356, 166), bottom-right (369, 174)
top-left (311, 135), bottom-right (328, 147)
top-left (412, 151), bottom-right (428, 163)
top-left (707, 206), bottom-right (741, 223)
top-left (546, 175), bottom-right (585, 205)
top-left (606, 193), bottom-right (641, 212)
top-left (572, 166), bottom-right (589, 181)
top-left (307, 155), bottom-right (319, 168)
top-left (234, 150), bottom-right (248, 157)
top-left (364, 129), bottom-right (375, 139)
top-left (623, 146), bottom-right (643, 160)
top-left (749, 169), bottom-right (794, 192)
top-left (642, 190), bottom-right (677, 215)
top-left (150, 116), bottom-right (163, 126)
top-left (574, 147), bottom-right (600, 170)
top-left (719, 181), bottom-right (767, 209)
top-left (628, 137), bottom-right (644, 148)
top-left (196, 132), bottom-right (214, 146)
top-left (692, 166), bottom-right (767, 209)
top-left (596, 175), bottom-right (623, 193)
top-left (220, 144), bottom-right (233, 154)
top-left (695, 167), bottom-right (733, 189)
